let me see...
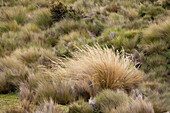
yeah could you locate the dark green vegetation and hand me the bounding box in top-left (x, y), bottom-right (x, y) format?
top-left (0, 0), bottom-right (169, 113)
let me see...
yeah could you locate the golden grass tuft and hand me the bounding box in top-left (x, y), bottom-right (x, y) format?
top-left (64, 45), bottom-right (143, 91)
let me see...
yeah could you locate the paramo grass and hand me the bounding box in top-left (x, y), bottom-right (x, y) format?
top-left (0, 0), bottom-right (169, 112)
top-left (63, 45), bottom-right (143, 91)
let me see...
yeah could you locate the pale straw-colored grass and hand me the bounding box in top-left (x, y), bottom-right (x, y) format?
top-left (63, 45), bottom-right (143, 91)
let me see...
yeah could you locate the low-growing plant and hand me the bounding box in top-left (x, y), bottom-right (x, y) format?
top-left (139, 81), bottom-right (170, 113)
top-left (93, 89), bottom-right (154, 113)
top-left (95, 89), bottom-right (131, 112)
top-left (34, 9), bottom-right (53, 30)
top-left (69, 99), bottom-right (93, 113)
top-left (86, 19), bottom-right (105, 36)
top-left (34, 79), bottom-right (76, 105)
top-left (44, 19), bottom-right (86, 47)
top-left (117, 98), bottom-right (154, 113)
top-left (139, 18), bottom-right (170, 81)
top-left (35, 99), bottom-right (67, 113)
top-left (0, 21), bottom-right (20, 35)
top-left (0, 7), bottom-right (27, 25)
top-left (56, 31), bottom-right (92, 56)
top-left (0, 32), bottom-right (21, 56)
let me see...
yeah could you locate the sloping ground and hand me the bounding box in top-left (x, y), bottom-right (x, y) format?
top-left (0, 0), bottom-right (169, 113)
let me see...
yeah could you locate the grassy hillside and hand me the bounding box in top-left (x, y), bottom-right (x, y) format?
top-left (0, 0), bottom-right (169, 113)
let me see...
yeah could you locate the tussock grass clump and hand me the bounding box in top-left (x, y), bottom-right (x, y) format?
top-left (0, 32), bottom-right (21, 56)
top-left (44, 19), bottom-right (86, 46)
top-left (23, 23), bottom-right (40, 33)
top-left (0, 0), bottom-right (169, 112)
top-left (94, 89), bottom-right (154, 113)
top-left (69, 99), bottom-right (93, 113)
top-left (35, 99), bottom-right (68, 113)
top-left (95, 89), bottom-right (131, 112)
top-left (34, 79), bottom-right (76, 105)
top-left (0, 7), bottom-right (27, 25)
top-left (56, 31), bottom-right (92, 56)
top-left (140, 81), bottom-right (170, 113)
top-left (142, 19), bottom-right (170, 43)
top-left (124, 98), bottom-right (154, 113)
top-left (0, 21), bottom-right (20, 35)
top-left (0, 56), bottom-right (28, 93)
top-left (140, 18), bottom-right (170, 79)
top-left (12, 48), bottom-right (41, 65)
top-left (0, 47), bottom-right (57, 94)
top-left (65, 45), bottom-right (143, 91)
top-left (34, 9), bottom-right (53, 30)
top-left (11, 47), bottom-right (57, 68)
top-left (138, 19), bottom-right (170, 113)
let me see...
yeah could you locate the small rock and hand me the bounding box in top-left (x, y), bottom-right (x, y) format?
top-left (84, 13), bottom-right (95, 19)
top-left (110, 32), bottom-right (115, 40)
top-left (133, 49), bottom-right (140, 59)
top-left (89, 97), bottom-right (96, 108)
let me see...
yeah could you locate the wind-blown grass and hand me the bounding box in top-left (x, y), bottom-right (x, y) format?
top-left (64, 45), bottom-right (143, 91)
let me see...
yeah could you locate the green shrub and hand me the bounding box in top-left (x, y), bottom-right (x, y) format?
top-left (50, 1), bottom-right (83, 22)
top-left (50, 1), bottom-right (68, 21)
